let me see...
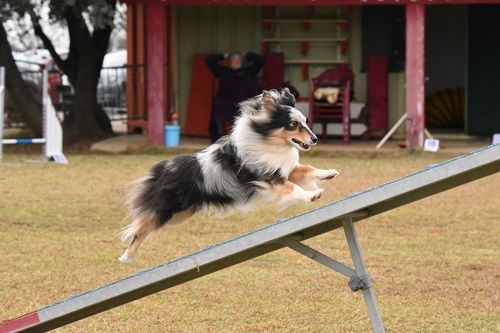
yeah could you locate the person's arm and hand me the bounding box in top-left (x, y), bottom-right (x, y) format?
top-left (205, 53), bottom-right (226, 78)
top-left (243, 52), bottom-right (265, 78)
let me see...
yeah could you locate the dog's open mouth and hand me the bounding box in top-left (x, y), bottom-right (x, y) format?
top-left (292, 138), bottom-right (310, 150)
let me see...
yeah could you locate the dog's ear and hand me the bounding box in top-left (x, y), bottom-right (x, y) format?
top-left (280, 87), bottom-right (296, 107)
top-left (262, 90), bottom-right (277, 114)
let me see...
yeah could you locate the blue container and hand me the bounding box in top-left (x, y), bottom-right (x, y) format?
top-left (165, 125), bottom-right (181, 147)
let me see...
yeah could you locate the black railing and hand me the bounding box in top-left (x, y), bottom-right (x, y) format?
top-left (9, 62), bottom-right (143, 133)
top-left (98, 64), bottom-right (146, 133)
top-left (97, 65), bottom-right (127, 114)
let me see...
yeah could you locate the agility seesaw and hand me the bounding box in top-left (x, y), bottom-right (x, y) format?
top-left (2, 144), bottom-right (499, 333)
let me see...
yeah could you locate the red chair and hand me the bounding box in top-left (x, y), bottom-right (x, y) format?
top-left (308, 66), bottom-right (354, 143)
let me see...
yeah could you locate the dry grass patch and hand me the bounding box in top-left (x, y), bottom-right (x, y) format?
top-left (0, 150), bottom-right (499, 332)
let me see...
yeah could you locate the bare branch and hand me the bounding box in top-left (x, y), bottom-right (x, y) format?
top-left (28, 8), bottom-right (69, 74)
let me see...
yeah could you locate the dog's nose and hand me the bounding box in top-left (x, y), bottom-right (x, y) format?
top-left (311, 136), bottom-right (318, 145)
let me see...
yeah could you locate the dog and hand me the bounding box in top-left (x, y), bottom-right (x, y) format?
top-left (119, 88), bottom-right (339, 263)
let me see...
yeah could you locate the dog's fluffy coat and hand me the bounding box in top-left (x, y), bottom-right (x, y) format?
top-left (119, 88), bottom-right (339, 262)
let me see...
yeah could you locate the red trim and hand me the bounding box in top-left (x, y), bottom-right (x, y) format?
top-left (0, 312), bottom-right (40, 333)
top-left (123, 0), bottom-right (500, 5)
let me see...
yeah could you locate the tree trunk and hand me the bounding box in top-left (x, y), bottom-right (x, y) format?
top-left (0, 22), bottom-right (43, 136)
top-left (26, 2), bottom-right (116, 141)
top-left (63, 54), bottom-right (112, 140)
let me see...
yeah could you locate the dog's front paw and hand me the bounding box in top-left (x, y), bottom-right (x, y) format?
top-left (306, 188), bottom-right (324, 203)
top-left (314, 169), bottom-right (340, 181)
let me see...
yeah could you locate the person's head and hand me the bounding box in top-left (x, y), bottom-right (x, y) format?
top-left (228, 51), bottom-right (243, 70)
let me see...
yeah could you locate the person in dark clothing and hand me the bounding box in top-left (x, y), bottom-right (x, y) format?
top-left (205, 52), bottom-right (264, 142)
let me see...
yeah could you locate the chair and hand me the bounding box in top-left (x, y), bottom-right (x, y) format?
top-left (308, 66), bottom-right (354, 143)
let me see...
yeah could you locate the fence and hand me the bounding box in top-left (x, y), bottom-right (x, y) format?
top-left (97, 65), bottom-right (130, 133)
top-left (4, 62), bottom-right (144, 134)
top-left (97, 64), bottom-right (147, 134)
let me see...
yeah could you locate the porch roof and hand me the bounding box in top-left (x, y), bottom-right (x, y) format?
top-left (122, 0), bottom-right (500, 5)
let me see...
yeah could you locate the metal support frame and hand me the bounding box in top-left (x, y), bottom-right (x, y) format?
top-left (343, 216), bottom-right (385, 333)
top-left (283, 214), bottom-right (385, 333)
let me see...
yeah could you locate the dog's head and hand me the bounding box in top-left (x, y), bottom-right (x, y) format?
top-left (241, 88), bottom-right (318, 151)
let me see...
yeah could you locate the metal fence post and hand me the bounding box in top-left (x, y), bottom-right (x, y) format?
top-left (343, 216), bottom-right (385, 333)
top-left (0, 66), bottom-right (5, 163)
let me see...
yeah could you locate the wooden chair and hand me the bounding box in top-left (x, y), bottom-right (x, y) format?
top-left (308, 66), bottom-right (354, 143)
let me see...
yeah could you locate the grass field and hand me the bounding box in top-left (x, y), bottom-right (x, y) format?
top-left (0, 148), bottom-right (499, 332)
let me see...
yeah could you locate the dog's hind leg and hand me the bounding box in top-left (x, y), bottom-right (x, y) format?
top-left (119, 212), bottom-right (157, 263)
top-left (165, 210), bottom-right (194, 225)
top-left (119, 210), bottom-right (193, 263)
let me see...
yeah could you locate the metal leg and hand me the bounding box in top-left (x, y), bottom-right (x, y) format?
top-left (282, 237), bottom-right (355, 278)
top-left (343, 216), bottom-right (385, 333)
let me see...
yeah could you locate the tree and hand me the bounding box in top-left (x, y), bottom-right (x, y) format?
top-left (0, 0), bottom-right (118, 140)
top-left (0, 3), bottom-right (43, 136)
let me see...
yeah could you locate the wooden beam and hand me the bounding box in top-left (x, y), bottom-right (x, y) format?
top-left (405, 3), bottom-right (425, 150)
top-left (146, 2), bottom-right (167, 145)
top-left (136, 4), bottom-right (146, 127)
top-left (126, 4), bottom-right (136, 133)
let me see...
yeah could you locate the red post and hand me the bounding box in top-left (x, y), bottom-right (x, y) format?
top-left (405, 3), bottom-right (425, 150)
top-left (146, 3), bottom-right (167, 145)
top-left (126, 4), bottom-right (135, 133)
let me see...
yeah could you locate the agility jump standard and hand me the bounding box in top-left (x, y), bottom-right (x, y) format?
top-left (0, 66), bottom-right (67, 164)
top-left (2, 145), bottom-right (499, 333)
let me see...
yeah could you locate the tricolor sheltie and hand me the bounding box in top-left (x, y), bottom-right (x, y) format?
top-left (119, 88), bottom-right (339, 263)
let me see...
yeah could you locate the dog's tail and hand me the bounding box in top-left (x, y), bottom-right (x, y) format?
top-left (119, 175), bottom-right (163, 263)
top-left (121, 175), bottom-right (160, 245)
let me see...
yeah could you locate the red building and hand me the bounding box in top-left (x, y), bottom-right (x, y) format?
top-left (122, 0), bottom-right (500, 149)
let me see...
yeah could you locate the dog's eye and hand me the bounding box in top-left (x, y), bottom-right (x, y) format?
top-left (285, 120), bottom-right (300, 131)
